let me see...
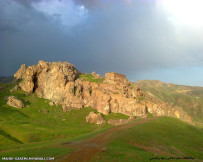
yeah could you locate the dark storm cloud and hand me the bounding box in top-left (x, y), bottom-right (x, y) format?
top-left (0, 0), bottom-right (48, 33)
top-left (13, 0), bottom-right (47, 7)
top-left (0, 0), bottom-right (203, 85)
top-left (13, 0), bottom-right (36, 7)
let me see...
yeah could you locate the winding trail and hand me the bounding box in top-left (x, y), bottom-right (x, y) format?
top-left (57, 117), bottom-right (158, 162)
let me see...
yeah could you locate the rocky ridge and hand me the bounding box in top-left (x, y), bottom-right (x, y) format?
top-left (14, 60), bottom-right (192, 123)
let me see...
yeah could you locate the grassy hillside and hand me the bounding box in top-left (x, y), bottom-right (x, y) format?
top-left (1, 117), bottom-right (202, 161)
top-left (135, 80), bottom-right (203, 123)
top-left (0, 82), bottom-right (127, 149)
top-left (92, 117), bottom-right (203, 161)
top-left (0, 127), bottom-right (111, 160)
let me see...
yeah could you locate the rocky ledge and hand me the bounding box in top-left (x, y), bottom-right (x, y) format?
top-left (13, 60), bottom-right (192, 123)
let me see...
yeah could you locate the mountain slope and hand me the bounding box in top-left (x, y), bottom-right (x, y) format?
top-left (135, 80), bottom-right (203, 123)
top-left (92, 117), bottom-right (203, 162)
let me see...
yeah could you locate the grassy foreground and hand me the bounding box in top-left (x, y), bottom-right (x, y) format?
top-left (92, 117), bottom-right (203, 162)
top-left (1, 117), bottom-right (202, 161)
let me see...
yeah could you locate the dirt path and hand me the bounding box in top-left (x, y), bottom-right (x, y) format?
top-left (57, 117), bottom-right (158, 162)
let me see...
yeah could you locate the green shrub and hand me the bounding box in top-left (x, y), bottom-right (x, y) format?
top-left (78, 74), bottom-right (104, 83)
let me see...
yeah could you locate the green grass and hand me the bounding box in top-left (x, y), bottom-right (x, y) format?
top-left (92, 117), bottom-right (203, 162)
top-left (0, 125), bottom-right (113, 160)
top-left (103, 113), bottom-right (129, 121)
top-left (0, 82), bottom-right (6, 87)
top-left (0, 137), bottom-right (72, 160)
top-left (78, 74), bottom-right (104, 83)
top-left (147, 112), bottom-right (153, 118)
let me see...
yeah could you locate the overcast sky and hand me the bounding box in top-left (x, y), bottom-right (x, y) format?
top-left (1, 0), bottom-right (203, 86)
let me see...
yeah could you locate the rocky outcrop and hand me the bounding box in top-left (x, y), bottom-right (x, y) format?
top-left (14, 64), bottom-right (27, 81)
top-left (104, 72), bottom-right (129, 86)
top-left (108, 116), bottom-right (135, 126)
top-left (145, 101), bottom-right (191, 123)
top-left (14, 60), bottom-right (192, 123)
top-left (6, 96), bottom-right (24, 108)
top-left (86, 112), bottom-right (106, 125)
top-left (92, 72), bottom-right (103, 79)
top-left (17, 61), bottom-right (80, 94)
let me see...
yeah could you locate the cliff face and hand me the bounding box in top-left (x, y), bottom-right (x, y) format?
top-left (14, 60), bottom-right (192, 123)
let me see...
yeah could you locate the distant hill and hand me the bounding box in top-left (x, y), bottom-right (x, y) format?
top-left (135, 80), bottom-right (203, 123)
top-left (0, 76), bottom-right (14, 83)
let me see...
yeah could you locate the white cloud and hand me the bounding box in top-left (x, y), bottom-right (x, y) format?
top-left (157, 0), bottom-right (203, 28)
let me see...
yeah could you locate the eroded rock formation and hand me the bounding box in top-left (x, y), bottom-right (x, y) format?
top-left (92, 72), bottom-right (103, 79)
top-left (86, 112), bottom-right (106, 125)
top-left (6, 96), bottom-right (24, 108)
top-left (14, 60), bottom-right (192, 123)
top-left (14, 64), bottom-right (27, 81)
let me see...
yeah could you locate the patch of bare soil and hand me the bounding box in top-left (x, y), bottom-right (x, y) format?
top-left (57, 118), bottom-right (158, 162)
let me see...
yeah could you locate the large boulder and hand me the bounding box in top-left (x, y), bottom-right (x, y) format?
top-left (6, 96), bottom-right (24, 108)
top-left (14, 60), bottom-right (80, 97)
top-left (86, 112), bottom-right (106, 125)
